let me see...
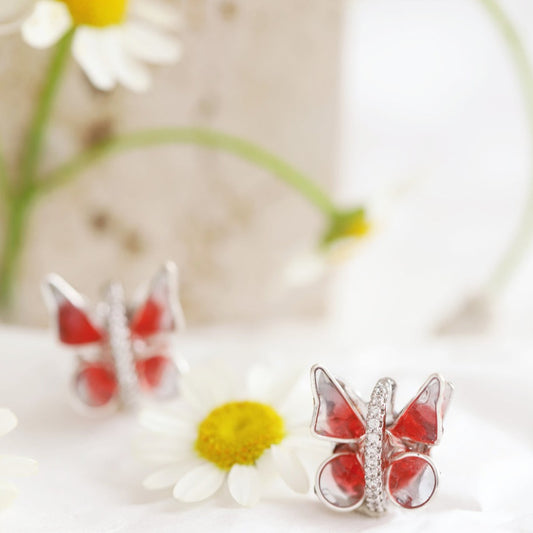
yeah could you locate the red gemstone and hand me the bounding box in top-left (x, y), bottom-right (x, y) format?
top-left (313, 367), bottom-right (365, 440)
top-left (318, 453), bottom-right (365, 509)
top-left (57, 301), bottom-right (103, 345)
top-left (387, 455), bottom-right (437, 509)
top-left (389, 376), bottom-right (441, 444)
top-left (136, 355), bottom-right (178, 398)
top-left (75, 364), bottom-right (117, 407)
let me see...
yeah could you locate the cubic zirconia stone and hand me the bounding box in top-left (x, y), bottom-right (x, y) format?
top-left (366, 433), bottom-right (380, 445)
top-left (367, 418), bottom-right (380, 431)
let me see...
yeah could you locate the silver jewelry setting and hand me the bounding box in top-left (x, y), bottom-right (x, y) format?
top-left (105, 282), bottom-right (139, 407)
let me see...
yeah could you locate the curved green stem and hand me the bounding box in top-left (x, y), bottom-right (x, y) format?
top-left (480, 0), bottom-right (533, 296)
top-left (0, 140), bottom-right (10, 204)
top-left (37, 128), bottom-right (339, 216)
top-left (19, 29), bottom-right (74, 187)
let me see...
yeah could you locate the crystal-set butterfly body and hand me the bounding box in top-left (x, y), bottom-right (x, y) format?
top-left (42, 262), bottom-right (186, 415)
top-left (310, 365), bottom-right (453, 514)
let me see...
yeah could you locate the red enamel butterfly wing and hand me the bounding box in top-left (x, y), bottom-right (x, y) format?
top-left (311, 366), bottom-right (366, 441)
top-left (388, 374), bottom-right (450, 446)
top-left (44, 274), bottom-right (103, 346)
top-left (130, 261), bottom-right (184, 338)
top-left (311, 366), bottom-right (367, 511)
top-left (74, 363), bottom-right (118, 408)
top-left (136, 355), bottom-right (179, 398)
top-left (386, 453), bottom-right (438, 509)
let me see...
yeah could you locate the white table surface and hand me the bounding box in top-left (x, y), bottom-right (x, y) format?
top-left (0, 323), bottom-right (531, 532)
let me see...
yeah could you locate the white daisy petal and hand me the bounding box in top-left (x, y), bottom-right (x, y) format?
top-left (0, 482), bottom-right (18, 510)
top-left (139, 407), bottom-right (196, 436)
top-left (181, 363), bottom-right (235, 414)
top-left (0, 409), bottom-right (17, 436)
top-left (104, 28), bottom-right (150, 92)
top-left (0, 455), bottom-right (38, 477)
top-left (21, 0), bottom-right (71, 49)
top-left (227, 464), bottom-right (263, 507)
top-left (255, 447), bottom-right (275, 481)
top-left (283, 252), bottom-right (327, 288)
top-left (172, 461), bottom-right (226, 503)
top-left (279, 397), bottom-right (314, 430)
top-left (124, 21), bottom-right (181, 65)
top-left (72, 27), bottom-right (116, 91)
top-left (247, 365), bottom-right (303, 410)
top-left (271, 444), bottom-right (310, 494)
top-left (143, 460), bottom-right (200, 490)
top-left (0, 0), bottom-right (35, 37)
top-left (131, 0), bottom-right (183, 31)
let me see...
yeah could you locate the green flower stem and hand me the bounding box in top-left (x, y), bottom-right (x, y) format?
top-left (0, 141), bottom-right (10, 204)
top-left (0, 127), bottom-right (340, 310)
top-left (37, 128), bottom-right (340, 217)
top-left (19, 29), bottom-right (74, 187)
top-left (0, 192), bottom-right (32, 310)
top-left (0, 30), bottom-right (73, 310)
top-left (480, 0), bottom-right (533, 296)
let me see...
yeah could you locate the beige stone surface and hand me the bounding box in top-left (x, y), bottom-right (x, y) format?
top-left (0, 0), bottom-right (343, 326)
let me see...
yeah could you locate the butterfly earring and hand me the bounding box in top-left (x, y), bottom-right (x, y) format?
top-left (42, 262), bottom-right (186, 415)
top-left (310, 365), bottom-right (453, 515)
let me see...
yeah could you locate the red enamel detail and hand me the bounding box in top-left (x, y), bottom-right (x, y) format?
top-left (75, 364), bottom-right (117, 407)
top-left (130, 265), bottom-right (178, 337)
top-left (313, 367), bottom-right (365, 440)
top-left (389, 376), bottom-right (441, 444)
top-left (130, 298), bottom-right (163, 337)
top-left (136, 355), bottom-right (178, 398)
top-left (58, 301), bottom-right (103, 345)
top-left (130, 297), bottom-right (175, 337)
top-left (318, 453), bottom-right (365, 509)
top-left (387, 455), bottom-right (437, 509)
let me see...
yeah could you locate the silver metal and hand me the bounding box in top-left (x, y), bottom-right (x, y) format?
top-left (363, 378), bottom-right (395, 515)
top-left (105, 282), bottom-right (139, 407)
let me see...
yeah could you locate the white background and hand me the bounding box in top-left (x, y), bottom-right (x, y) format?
top-left (0, 325), bottom-right (532, 532)
top-left (335, 0), bottom-right (533, 342)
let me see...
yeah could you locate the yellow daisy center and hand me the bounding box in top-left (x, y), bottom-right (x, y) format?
top-left (346, 216), bottom-right (371, 238)
top-left (195, 401), bottom-right (285, 471)
top-left (60, 0), bottom-right (128, 27)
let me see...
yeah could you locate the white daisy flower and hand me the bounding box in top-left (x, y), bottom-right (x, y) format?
top-left (0, 408), bottom-right (38, 510)
top-left (283, 207), bottom-right (372, 288)
top-left (21, 0), bottom-right (182, 92)
top-left (137, 362), bottom-right (322, 507)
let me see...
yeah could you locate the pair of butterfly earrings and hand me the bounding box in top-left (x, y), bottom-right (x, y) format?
top-left (42, 262), bottom-right (452, 514)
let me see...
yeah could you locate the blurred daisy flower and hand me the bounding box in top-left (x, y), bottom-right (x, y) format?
top-left (0, 409), bottom-right (38, 510)
top-left (284, 176), bottom-right (420, 287)
top-left (284, 207), bottom-right (371, 287)
top-left (21, 0), bottom-right (182, 92)
top-left (137, 363), bottom-right (322, 507)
